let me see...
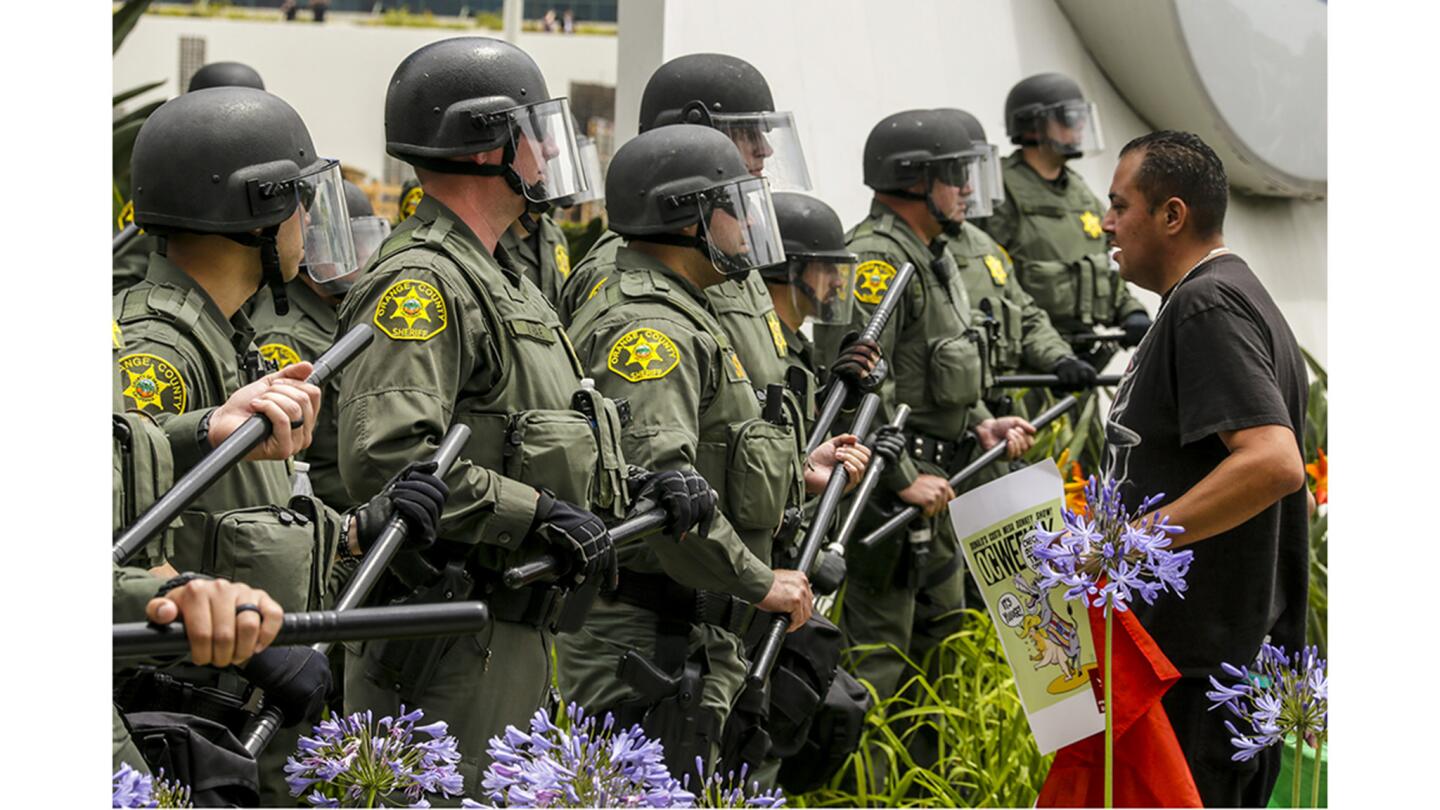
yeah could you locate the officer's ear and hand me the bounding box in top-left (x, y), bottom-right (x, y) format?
top-left (468, 147), bottom-right (506, 168)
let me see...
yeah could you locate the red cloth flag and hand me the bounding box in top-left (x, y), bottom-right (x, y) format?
top-left (1036, 603), bottom-right (1202, 807)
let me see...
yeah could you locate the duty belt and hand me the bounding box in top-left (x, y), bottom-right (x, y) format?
top-left (905, 429), bottom-right (973, 471)
top-left (114, 666), bottom-right (255, 734)
top-left (608, 569), bottom-right (753, 636)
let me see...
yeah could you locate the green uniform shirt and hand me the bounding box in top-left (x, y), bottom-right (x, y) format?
top-left (333, 195), bottom-right (614, 573)
top-left (251, 278), bottom-right (348, 506)
top-left (558, 230), bottom-right (793, 392)
top-left (972, 152), bottom-right (1144, 333)
top-left (567, 247), bottom-right (796, 604)
top-left (498, 212), bottom-right (572, 309)
top-left (113, 255), bottom-right (328, 612)
top-left (944, 221), bottom-right (1072, 374)
top-left (816, 201), bottom-right (993, 493)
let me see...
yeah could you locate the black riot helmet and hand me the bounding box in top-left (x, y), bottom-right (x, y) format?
top-left (606, 125), bottom-right (785, 280)
top-left (383, 36), bottom-right (588, 221)
top-left (131, 87), bottom-right (357, 315)
top-left (342, 179), bottom-right (374, 217)
top-left (932, 108), bottom-right (999, 216)
top-left (762, 192), bottom-right (856, 325)
top-left (1004, 72), bottom-right (1104, 158)
top-left (638, 53), bottom-right (812, 191)
top-left (187, 61), bottom-right (265, 92)
top-left (863, 109), bottom-right (982, 234)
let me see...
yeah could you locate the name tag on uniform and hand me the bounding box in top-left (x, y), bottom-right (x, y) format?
top-left (506, 318), bottom-right (556, 344)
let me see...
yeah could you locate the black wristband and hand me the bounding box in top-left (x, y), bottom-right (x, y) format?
top-left (155, 571), bottom-right (215, 599)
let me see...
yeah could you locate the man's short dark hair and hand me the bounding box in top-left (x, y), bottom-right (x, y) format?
top-left (1119, 130), bottom-right (1228, 236)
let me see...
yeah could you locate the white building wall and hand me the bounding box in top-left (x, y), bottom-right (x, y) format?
top-left (616, 0), bottom-right (1326, 365)
top-left (113, 16), bottom-right (618, 184)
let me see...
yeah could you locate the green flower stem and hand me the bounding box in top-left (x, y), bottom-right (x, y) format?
top-left (1309, 735), bottom-right (1325, 808)
top-left (1291, 733), bottom-right (1303, 807)
top-left (1105, 609), bottom-right (1113, 809)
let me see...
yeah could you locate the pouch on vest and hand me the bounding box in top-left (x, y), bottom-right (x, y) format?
top-left (176, 504), bottom-right (320, 613)
top-left (1018, 257), bottom-right (1081, 323)
top-left (987, 294), bottom-right (1025, 370)
top-left (113, 413), bottom-right (177, 567)
top-left (926, 330), bottom-right (986, 410)
top-left (570, 385), bottom-right (630, 520)
top-left (719, 418), bottom-right (803, 532)
top-left (126, 710), bottom-right (260, 807)
top-left (501, 409), bottom-right (600, 509)
top-left (1076, 252), bottom-right (1121, 325)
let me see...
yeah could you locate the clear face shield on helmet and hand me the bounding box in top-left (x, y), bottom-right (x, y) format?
top-left (1036, 100), bottom-right (1104, 158)
top-left (927, 152), bottom-right (993, 220)
top-left (709, 111), bottom-right (814, 192)
top-left (312, 214), bottom-right (391, 296)
top-left (508, 98), bottom-right (589, 202)
top-left (786, 257), bottom-right (855, 326)
top-left (977, 141), bottom-right (1005, 206)
top-left (298, 159), bottom-right (361, 287)
top-left (558, 135), bottom-right (605, 206)
top-left (694, 176), bottom-right (787, 278)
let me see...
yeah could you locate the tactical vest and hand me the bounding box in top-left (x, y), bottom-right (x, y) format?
top-left (499, 212), bottom-right (572, 308)
top-left (948, 224), bottom-right (1026, 373)
top-left (113, 412), bottom-right (177, 568)
top-left (849, 211), bottom-right (989, 441)
top-left (354, 213), bottom-right (629, 535)
top-left (114, 278), bottom-right (336, 613)
top-left (999, 154), bottom-right (1126, 327)
top-left (576, 266), bottom-right (805, 568)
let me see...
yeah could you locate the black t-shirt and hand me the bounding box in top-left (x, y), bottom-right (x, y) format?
top-left (1103, 253), bottom-right (1309, 677)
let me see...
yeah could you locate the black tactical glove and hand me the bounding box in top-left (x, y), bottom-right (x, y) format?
top-left (810, 549), bottom-right (847, 596)
top-left (830, 333), bottom-right (885, 391)
top-left (241, 645), bottom-right (332, 728)
top-left (1119, 311), bottom-right (1152, 348)
top-left (866, 424), bottom-right (907, 466)
top-left (627, 467), bottom-right (717, 539)
top-left (352, 461), bottom-right (450, 553)
top-left (531, 491), bottom-right (617, 590)
top-left (1052, 355), bottom-right (1098, 388)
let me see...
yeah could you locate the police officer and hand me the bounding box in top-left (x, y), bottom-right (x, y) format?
top-left (815, 109), bottom-right (1036, 707)
top-left (973, 73), bottom-right (1151, 370)
top-left (114, 62), bottom-right (268, 296)
top-left (114, 86), bottom-right (448, 802)
top-left (935, 108), bottom-right (1095, 398)
top-left (557, 54), bottom-right (818, 405)
top-left (328, 37), bottom-right (712, 784)
top-left (557, 125), bottom-right (868, 778)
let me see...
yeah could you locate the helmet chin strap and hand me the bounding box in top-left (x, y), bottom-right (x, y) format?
top-left (224, 224), bottom-right (287, 315)
top-left (407, 139), bottom-right (554, 232)
top-left (890, 174), bottom-right (962, 237)
top-left (635, 231), bottom-right (754, 281)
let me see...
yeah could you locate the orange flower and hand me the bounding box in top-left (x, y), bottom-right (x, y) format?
top-left (1056, 449), bottom-right (1089, 517)
top-left (1306, 448), bottom-right (1327, 505)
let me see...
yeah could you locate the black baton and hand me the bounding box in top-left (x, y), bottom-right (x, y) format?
top-left (829, 403), bottom-right (911, 554)
top-left (501, 507), bottom-right (669, 589)
top-left (992, 374), bottom-right (1122, 388)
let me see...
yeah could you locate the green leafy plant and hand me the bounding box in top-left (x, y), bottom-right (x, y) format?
top-left (797, 610), bottom-right (1052, 808)
top-left (113, 1), bottom-right (161, 228)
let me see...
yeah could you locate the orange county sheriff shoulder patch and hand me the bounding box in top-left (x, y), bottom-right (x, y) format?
top-left (118, 353), bottom-right (187, 415)
top-left (1080, 210), bottom-right (1103, 239)
top-left (554, 244), bottom-right (572, 279)
top-left (853, 260), bottom-right (896, 304)
top-left (608, 328), bottom-right (681, 383)
top-left (374, 278), bottom-right (448, 341)
top-left (260, 342), bottom-right (303, 369)
top-left (765, 311), bottom-right (788, 357)
top-left (400, 186), bottom-right (424, 220)
top-left (586, 276), bottom-right (609, 302)
top-left (984, 254), bottom-right (1008, 286)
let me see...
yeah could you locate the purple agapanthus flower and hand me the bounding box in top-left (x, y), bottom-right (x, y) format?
top-left (286, 706), bottom-right (466, 807)
top-left (1029, 476), bottom-right (1190, 614)
top-left (481, 702), bottom-right (697, 807)
top-left (113, 764), bottom-right (192, 808)
top-left (1206, 643), bottom-right (1328, 761)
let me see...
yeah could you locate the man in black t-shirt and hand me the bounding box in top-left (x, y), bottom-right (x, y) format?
top-left (1101, 131), bottom-right (1309, 808)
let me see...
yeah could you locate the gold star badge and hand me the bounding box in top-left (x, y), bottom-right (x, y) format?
top-left (374, 279), bottom-right (448, 341)
top-left (608, 328), bottom-right (681, 382)
top-left (1080, 210), bottom-right (1103, 240)
top-left (118, 353), bottom-right (187, 415)
top-left (554, 244), bottom-right (572, 279)
top-left (765, 311), bottom-right (788, 357)
top-left (984, 254), bottom-right (1008, 286)
top-left (260, 342), bottom-right (303, 369)
top-left (853, 260), bottom-right (897, 304)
